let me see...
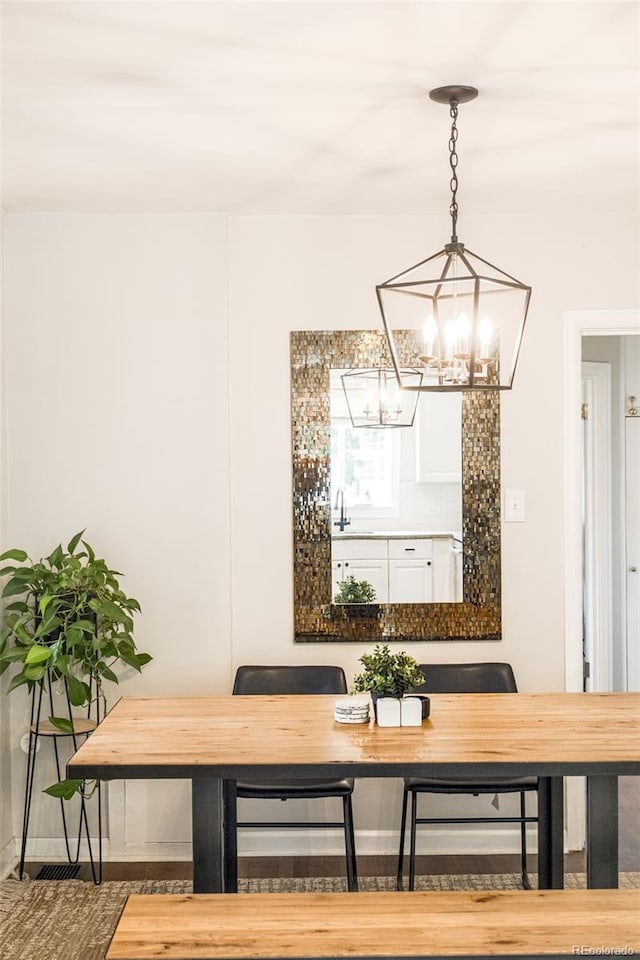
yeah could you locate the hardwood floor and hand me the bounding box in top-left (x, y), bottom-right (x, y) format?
top-left (25, 777), bottom-right (639, 882)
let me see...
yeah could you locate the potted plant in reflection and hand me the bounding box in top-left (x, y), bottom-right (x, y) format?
top-left (0, 530), bottom-right (152, 799)
top-left (351, 642), bottom-right (428, 726)
top-left (333, 576), bottom-right (381, 619)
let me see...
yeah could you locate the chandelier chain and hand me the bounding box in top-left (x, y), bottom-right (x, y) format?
top-left (448, 99), bottom-right (459, 243)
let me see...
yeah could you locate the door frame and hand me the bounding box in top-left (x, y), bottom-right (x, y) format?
top-left (564, 310), bottom-right (639, 691)
top-left (563, 309), bottom-right (639, 851)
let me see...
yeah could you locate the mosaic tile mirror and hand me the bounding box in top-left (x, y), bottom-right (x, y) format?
top-left (291, 330), bottom-right (501, 643)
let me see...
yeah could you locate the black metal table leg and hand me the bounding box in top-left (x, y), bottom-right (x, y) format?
top-left (537, 776), bottom-right (564, 889)
top-left (586, 775), bottom-right (618, 888)
top-left (192, 778), bottom-right (224, 893)
top-left (223, 780), bottom-right (238, 893)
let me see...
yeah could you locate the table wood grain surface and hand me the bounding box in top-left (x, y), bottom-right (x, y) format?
top-left (106, 890), bottom-right (640, 958)
top-left (69, 693), bottom-right (640, 779)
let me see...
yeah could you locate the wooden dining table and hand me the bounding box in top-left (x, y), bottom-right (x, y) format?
top-left (67, 692), bottom-right (640, 893)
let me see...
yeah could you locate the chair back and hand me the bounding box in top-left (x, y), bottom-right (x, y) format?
top-left (412, 662), bottom-right (518, 694)
top-left (233, 665), bottom-right (348, 696)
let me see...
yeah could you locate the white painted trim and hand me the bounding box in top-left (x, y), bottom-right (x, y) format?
top-left (563, 309), bottom-right (640, 852)
top-left (581, 361), bottom-right (613, 692)
top-left (15, 825), bottom-right (553, 863)
top-left (626, 414), bottom-right (640, 690)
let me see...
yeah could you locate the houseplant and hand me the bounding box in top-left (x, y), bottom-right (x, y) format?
top-left (0, 530), bottom-right (152, 798)
top-left (334, 576), bottom-right (377, 604)
top-left (333, 576), bottom-right (381, 618)
top-left (351, 642), bottom-right (427, 725)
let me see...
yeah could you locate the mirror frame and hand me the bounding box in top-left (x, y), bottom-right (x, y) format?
top-left (291, 330), bottom-right (501, 643)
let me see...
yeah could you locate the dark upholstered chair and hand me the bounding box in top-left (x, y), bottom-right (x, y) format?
top-left (397, 662), bottom-right (538, 891)
top-left (232, 665), bottom-right (358, 891)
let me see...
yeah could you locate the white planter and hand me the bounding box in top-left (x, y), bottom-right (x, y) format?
top-left (374, 696), bottom-right (423, 727)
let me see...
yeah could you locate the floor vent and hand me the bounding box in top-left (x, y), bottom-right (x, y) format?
top-left (34, 863), bottom-right (82, 880)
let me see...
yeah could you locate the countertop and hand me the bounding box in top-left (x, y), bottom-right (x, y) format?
top-left (331, 530), bottom-right (459, 540)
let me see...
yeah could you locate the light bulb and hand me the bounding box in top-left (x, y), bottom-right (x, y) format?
top-left (422, 315), bottom-right (438, 358)
top-left (455, 311), bottom-right (470, 358)
top-left (444, 318), bottom-right (456, 361)
top-left (478, 315), bottom-right (493, 360)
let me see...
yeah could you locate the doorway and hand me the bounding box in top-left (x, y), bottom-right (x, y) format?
top-left (563, 310), bottom-right (639, 853)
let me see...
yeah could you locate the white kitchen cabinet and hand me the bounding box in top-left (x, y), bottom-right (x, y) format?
top-left (388, 539), bottom-right (433, 603)
top-left (389, 557), bottom-right (433, 603)
top-left (332, 540), bottom-right (389, 603)
top-left (416, 393), bottom-right (462, 482)
top-left (343, 559), bottom-right (389, 602)
top-left (332, 535), bottom-right (458, 604)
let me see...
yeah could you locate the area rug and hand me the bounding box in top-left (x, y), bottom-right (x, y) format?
top-left (1, 874), bottom-right (639, 960)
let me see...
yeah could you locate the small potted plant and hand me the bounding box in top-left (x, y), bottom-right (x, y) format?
top-left (351, 642), bottom-right (428, 726)
top-left (333, 576), bottom-right (381, 618)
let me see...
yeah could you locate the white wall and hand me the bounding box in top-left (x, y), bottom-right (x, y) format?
top-left (2, 214), bottom-right (232, 862)
top-left (1, 209), bottom-right (637, 865)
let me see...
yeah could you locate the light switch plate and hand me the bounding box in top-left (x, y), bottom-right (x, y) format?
top-left (504, 489), bottom-right (526, 522)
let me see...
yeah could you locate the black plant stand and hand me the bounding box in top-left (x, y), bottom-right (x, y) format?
top-left (19, 675), bottom-right (103, 883)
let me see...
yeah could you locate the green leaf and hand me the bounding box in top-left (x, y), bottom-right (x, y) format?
top-left (0, 548), bottom-right (28, 563)
top-left (0, 646), bottom-right (29, 665)
top-left (64, 627), bottom-right (83, 647)
top-left (67, 530), bottom-right (85, 555)
top-left (98, 664), bottom-right (120, 683)
top-left (25, 645), bottom-right (53, 665)
top-left (4, 601), bottom-right (30, 613)
top-left (2, 578), bottom-right (29, 599)
top-left (43, 778), bottom-right (84, 800)
top-left (33, 615), bottom-right (62, 640)
top-left (23, 664), bottom-right (47, 681)
top-left (38, 594), bottom-right (55, 618)
top-left (47, 544), bottom-right (64, 568)
top-left (66, 675), bottom-right (91, 706)
top-left (7, 672), bottom-right (33, 692)
top-left (48, 716), bottom-right (75, 734)
top-left (91, 598), bottom-right (132, 626)
top-left (81, 540), bottom-right (96, 563)
top-left (117, 643), bottom-right (143, 672)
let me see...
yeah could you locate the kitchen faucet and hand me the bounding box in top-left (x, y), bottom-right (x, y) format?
top-left (333, 488), bottom-right (351, 532)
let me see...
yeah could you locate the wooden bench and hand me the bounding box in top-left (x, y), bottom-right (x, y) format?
top-left (106, 889), bottom-right (640, 959)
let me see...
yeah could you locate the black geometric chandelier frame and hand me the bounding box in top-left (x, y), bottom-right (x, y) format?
top-left (376, 85), bottom-right (532, 392)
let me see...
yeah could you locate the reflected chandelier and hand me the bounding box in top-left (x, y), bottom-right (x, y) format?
top-left (341, 366), bottom-right (422, 428)
top-left (376, 85), bottom-right (531, 391)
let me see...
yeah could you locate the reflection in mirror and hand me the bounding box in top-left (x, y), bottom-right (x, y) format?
top-left (291, 330), bottom-right (502, 643)
top-left (330, 370), bottom-right (463, 604)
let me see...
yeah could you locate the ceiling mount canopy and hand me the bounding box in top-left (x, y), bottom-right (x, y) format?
top-left (376, 85), bottom-right (531, 391)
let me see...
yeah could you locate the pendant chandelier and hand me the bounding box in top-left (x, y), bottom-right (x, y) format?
top-left (376, 85), bottom-right (531, 391)
top-left (341, 366), bottom-right (422, 428)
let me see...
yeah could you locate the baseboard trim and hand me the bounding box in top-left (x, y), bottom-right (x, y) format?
top-left (16, 825), bottom-right (563, 862)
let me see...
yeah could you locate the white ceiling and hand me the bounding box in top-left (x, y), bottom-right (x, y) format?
top-left (2, 1), bottom-right (638, 214)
